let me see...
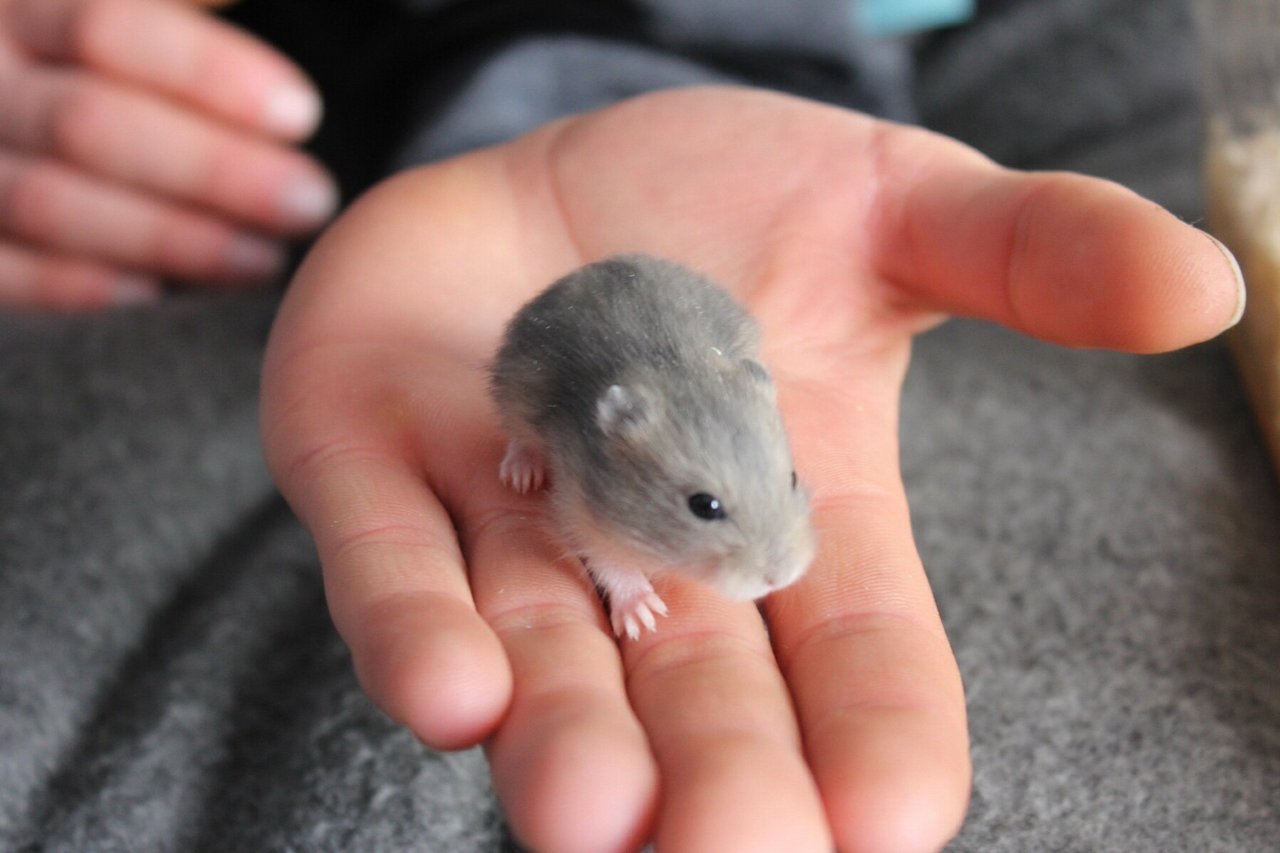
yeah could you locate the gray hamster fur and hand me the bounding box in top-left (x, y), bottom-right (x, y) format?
top-left (490, 254), bottom-right (815, 639)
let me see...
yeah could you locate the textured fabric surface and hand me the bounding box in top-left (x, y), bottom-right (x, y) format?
top-left (0, 296), bottom-right (506, 851)
top-left (904, 324), bottom-right (1280, 851)
top-left (2, 0), bottom-right (1277, 850)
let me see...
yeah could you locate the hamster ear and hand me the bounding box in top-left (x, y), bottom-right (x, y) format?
top-left (740, 359), bottom-right (777, 402)
top-left (596, 384), bottom-right (653, 438)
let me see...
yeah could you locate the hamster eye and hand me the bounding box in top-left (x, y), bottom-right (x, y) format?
top-left (791, 470), bottom-right (798, 490)
top-left (688, 493), bottom-right (727, 521)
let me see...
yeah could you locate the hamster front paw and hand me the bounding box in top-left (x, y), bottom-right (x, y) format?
top-left (498, 439), bottom-right (547, 493)
top-left (582, 556), bottom-right (670, 640)
top-left (607, 587), bottom-right (669, 640)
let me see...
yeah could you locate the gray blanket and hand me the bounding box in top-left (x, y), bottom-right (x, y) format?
top-left (2, 0), bottom-right (1277, 850)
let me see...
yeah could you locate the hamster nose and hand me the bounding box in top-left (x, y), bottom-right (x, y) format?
top-left (764, 565), bottom-right (799, 592)
top-left (767, 547), bottom-right (814, 591)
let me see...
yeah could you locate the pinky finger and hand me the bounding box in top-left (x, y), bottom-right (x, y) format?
top-left (0, 240), bottom-right (159, 310)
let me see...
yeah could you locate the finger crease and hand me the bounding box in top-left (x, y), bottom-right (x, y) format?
top-left (776, 609), bottom-right (949, 673)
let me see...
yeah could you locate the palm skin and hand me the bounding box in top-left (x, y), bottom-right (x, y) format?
top-left (261, 87), bottom-right (1241, 852)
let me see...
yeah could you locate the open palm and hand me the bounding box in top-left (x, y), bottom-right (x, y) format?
top-left (261, 87), bottom-right (1239, 852)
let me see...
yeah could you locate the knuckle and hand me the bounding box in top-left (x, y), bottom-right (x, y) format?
top-left (47, 78), bottom-right (108, 162)
top-left (10, 0), bottom-right (82, 58)
top-left (0, 156), bottom-right (61, 240)
top-left (12, 0), bottom-right (123, 63)
top-left (0, 73), bottom-right (27, 146)
top-left (61, 0), bottom-right (109, 62)
top-left (0, 64), bottom-right (86, 154)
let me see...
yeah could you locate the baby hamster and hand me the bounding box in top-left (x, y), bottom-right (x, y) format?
top-left (490, 254), bottom-right (815, 639)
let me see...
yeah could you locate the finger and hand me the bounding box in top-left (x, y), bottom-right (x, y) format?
top-left (0, 67), bottom-right (337, 234)
top-left (767, 365), bottom-right (971, 853)
top-left (467, 501), bottom-right (659, 853)
top-left (392, 331), bottom-right (660, 852)
top-left (7, 0), bottom-right (321, 139)
top-left (259, 342), bottom-right (513, 750)
top-left (0, 239), bottom-right (159, 309)
top-left (614, 582), bottom-right (833, 851)
top-left (868, 123), bottom-right (1244, 353)
top-left (0, 151), bottom-right (284, 281)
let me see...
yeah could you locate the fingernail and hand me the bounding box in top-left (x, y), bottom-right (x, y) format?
top-left (110, 273), bottom-right (162, 304)
top-left (225, 234), bottom-right (285, 280)
top-left (1205, 231), bottom-right (1247, 330)
top-left (278, 173), bottom-right (338, 229)
top-left (263, 83), bottom-right (323, 139)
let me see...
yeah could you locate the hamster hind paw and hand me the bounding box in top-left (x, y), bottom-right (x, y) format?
top-left (498, 439), bottom-right (547, 493)
top-left (609, 589), bottom-right (669, 640)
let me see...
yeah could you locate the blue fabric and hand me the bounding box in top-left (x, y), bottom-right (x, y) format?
top-left (857, 0), bottom-right (975, 36)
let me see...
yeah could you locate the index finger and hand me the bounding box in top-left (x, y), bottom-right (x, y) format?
top-left (6, 0), bottom-right (321, 139)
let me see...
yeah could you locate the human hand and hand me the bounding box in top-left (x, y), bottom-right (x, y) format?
top-left (260, 87), bottom-right (1242, 852)
top-left (0, 0), bottom-right (337, 309)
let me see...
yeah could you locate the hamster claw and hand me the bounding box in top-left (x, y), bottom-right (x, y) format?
top-left (498, 440), bottom-right (547, 494)
top-left (610, 590), bottom-right (669, 640)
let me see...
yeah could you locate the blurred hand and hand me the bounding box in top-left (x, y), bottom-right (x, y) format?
top-left (262, 87), bottom-right (1242, 852)
top-left (0, 0), bottom-right (337, 309)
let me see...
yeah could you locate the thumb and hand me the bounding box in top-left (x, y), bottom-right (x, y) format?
top-left (870, 126), bottom-right (1244, 353)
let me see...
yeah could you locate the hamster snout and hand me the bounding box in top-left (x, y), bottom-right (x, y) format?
top-left (697, 511), bottom-right (817, 602)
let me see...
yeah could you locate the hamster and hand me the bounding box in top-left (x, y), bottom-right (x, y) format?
top-left (490, 254), bottom-right (815, 639)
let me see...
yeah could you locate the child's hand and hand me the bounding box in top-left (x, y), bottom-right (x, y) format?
top-left (0, 0), bottom-right (336, 309)
top-left (261, 87), bottom-right (1242, 852)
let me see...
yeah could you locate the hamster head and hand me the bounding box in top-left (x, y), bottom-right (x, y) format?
top-left (565, 354), bottom-right (816, 601)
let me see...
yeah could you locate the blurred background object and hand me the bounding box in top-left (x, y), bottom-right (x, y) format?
top-left (1198, 0), bottom-right (1280, 473)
